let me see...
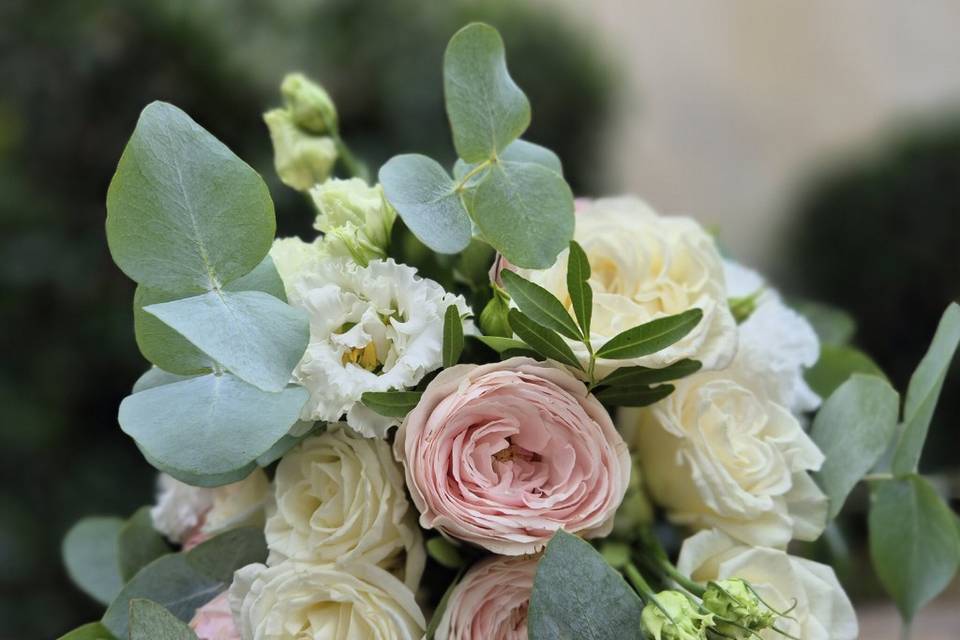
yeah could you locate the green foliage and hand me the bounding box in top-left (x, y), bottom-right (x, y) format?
top-left (442, 305), bottom-right (465, 368)
top-left (892, 302), bottom-right (960, 474)
top-left (566, 241), bottom-right (592, 339)
top-left (595, 309), bottom-right (703, 360)
top-left (594, 384), bottom-right (675, 408)
top-left (118, 374), bottom-right (307, 487)
top-left (361, 391), bottom-right (424, 418)
top-left (597, 360), bottom-right (702, 388)
top-left (507, 309), bottom-right (581, 369)
top-left (255, 421), bottom-right (323, 467)
top-left (501, 270), bottom-right (580, 340)
top-left (528, 530), bottom-right (644, 640)
top-left (425, 537), bottom-right (465, 570)
top-left (128, 600), bottom-right (198, 640)
top-left (102, 528), bottom-right (266, 639)
top-left (425, 569), bottom-right (466, 640)
top-left (58, 622), bottom-right (116, 640)
top-left (454, 139), bottom-right (563, 179)
top-left (869, 475), bottom-right (960, 622)
top-left (811, 375), bottom-right (900, 519)
top-left (805, 344), bottom-right (886, 399)
top-left (118, 508), bottom-right (170, 582)
top-left (133, 286), bottom-right (213, 375)
top-left (62, 518), bottom-right (125, 606)
top-left (793, 300), bottom-right (857, 346)
top-left (472, 335), bottom-right (529, 353)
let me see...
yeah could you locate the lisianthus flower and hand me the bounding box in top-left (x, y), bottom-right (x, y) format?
top-left (265, 424), bottom-right (425, 590)
top-left (435, 555), bottom-right (538, 640)
top-left (310, 178), bottom-right (396, 266)
top-left (282, 257), bottom-right (469, 437)
top-left (395, 357), bottom-right (630, 555)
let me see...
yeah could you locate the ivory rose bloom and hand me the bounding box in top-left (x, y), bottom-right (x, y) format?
top-left (282, 257), bottom-right (470, 437)
top-left (435, 555), bottom-right (538, 640)
top-left (677, 529), bottom-right (858, 640)
top-left (395, 357), bottom-right (630, 555)
top-left (515, 197), bottom-right (737, 376)
top-left (229, 561), bottom-right (425, 640)
top-left (265, 424), bottom-right (425, 589)
top-left (620, 361), bottom-right (828, 548)
top-left (190, 593), bottom-right (240, 640)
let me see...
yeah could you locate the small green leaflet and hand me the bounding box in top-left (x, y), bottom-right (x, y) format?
top-left (442, 305), bottom-right (465, 368)
top-left (594, 384), bottom-right (675, 407)
top-left (566, 241), bottom-right (592, 339)
top-left (597, 359), bottom-right (702, 388)
top-left (62, 517), bottom-right (125, 606)
top-left (595, 309), bottom-right (702, 360)
top-left (501, 270), bottom-right (580, 340)
top-left (118, 507), bottom-right (170, 581)
top-left (361, 391), bottom-right (424, 418)
top-left (443, 23), bottom-right (530, 163)
top-left (508, 309), bottom-right (582, 370)
top-left (129, 599), bottom-right (198, 640)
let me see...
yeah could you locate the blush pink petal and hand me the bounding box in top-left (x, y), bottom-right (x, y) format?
top-left (190, 593), bottom-right (240, 640)
top-left (394, 357), bottom-right (630, 555)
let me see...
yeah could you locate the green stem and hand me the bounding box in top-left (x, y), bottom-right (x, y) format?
top-left (658, 560), bottom-right (706, 597)
top-left (454, 159), bottom-right (492, 192)
top-left (331, 130), bottom-right (369, 182)
top-left (626, 563), bottom-right (675, 623)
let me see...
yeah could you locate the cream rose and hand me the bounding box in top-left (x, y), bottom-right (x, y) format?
top-left (229, 561), bottom-right (425, 640)
top-left (265, 424), bottom-right (425, 589)
top-left (515, 197), bottom-right (737, 376)
top-left (620, 361), bottom-right (827, 548)
top-left (677, 529), bottom-right (858, 640)
top-left (395, 357), bottom-right (630, 555)
top-left (435, 555), bottom-right (538, 640)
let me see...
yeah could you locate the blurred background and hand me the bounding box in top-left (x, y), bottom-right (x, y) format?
top-left (1, 0), bottom-right (957, 637)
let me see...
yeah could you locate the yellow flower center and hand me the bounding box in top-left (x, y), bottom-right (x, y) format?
top-left (341, 342), bottom-right (379, 371)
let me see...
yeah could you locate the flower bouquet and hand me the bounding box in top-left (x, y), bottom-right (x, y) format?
top-left (60, 23), bottom-right (960, 640)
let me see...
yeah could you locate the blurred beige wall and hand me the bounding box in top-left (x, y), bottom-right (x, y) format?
top-left (547, 0), bottom-right (960, 269)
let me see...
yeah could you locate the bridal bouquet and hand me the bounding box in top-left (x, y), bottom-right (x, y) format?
top-left (60, 23), bottom-right (959, 640)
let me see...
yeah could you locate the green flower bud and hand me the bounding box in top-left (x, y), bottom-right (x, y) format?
top-left (728, 288), bottom-right (763, 324)
top-left (310, 178), bottom-right (396, 266)
top-left (479, 287), bottom-right (512, 338)
top-left (702, 579), bottom-right (776, 638)
top-left (281, 72), bottom-right (338, 134)
top-left (264, 108), bottom-right (337, 191)
top-left (641, 591), bottom-right (714, 640)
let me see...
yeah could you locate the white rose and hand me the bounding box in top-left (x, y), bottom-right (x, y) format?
top-left (620, 360), bottom-right (827, 548)
top-left (725, 260), bottom-right (821, 414)
top-left (265, 424), bottom-right (425, 590)
top-left (229, 561), bottom-right (425, 640)
top-left (517, 197), bottom-right (737, 377)
top-left (284, 257), bottom-right (470, 437)
top-left (677, 529), bottom-right (858, 640)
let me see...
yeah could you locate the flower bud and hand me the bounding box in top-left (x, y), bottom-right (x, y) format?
top-left (641, 591), bottom-right (714, 640)
top-left (702, 579), bottom-right (776, 638)
top-left (264, 108), bottom-right (337, 191)
top-left (281, 72), bottom-right (338, 134)
top-left (310, 178), bottom-right (396, 265)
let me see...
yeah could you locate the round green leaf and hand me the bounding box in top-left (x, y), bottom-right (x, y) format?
top-left (118, 507), bottom-right (170, 582)
top-left (129, 600), bottom-right (197, 640)
top-left (454, 139), bottom-right (562, 181)
top-left (804, 344), bottom-right (886, 399)
top-left (63, 517), bottom-right (124, 606)
top-left (57, 622), bottom-right (116, 640)
top-left (134, 286), bottom-right (213, 376)
top-left (106, 101), bottom-right (275, 293)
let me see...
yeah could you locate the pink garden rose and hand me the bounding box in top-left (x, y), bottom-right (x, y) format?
top-left (189, 593), bottom-right (240, 640)
top-left (394, 357), bottom-right (630, 555)
top-left (435, 555), bottom-right (538, 640)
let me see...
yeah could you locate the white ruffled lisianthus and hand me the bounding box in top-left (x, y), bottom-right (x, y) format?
top-left (265, 424), bottom-right (425, 590)
top-left (725, 260), bottom-right (821, 414)
top-left (516, 197), bottom-right (737, 377)
top-left (678, 529), bottom-right (858, 640)
top-left (229, 561), bottom-right (425, 640)
top-left (310, 178), bottom-right (396, 266)
top-left (282, 257), bottom-right (469, 437)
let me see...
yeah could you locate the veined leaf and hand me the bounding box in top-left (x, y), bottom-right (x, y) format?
top-left (598, 359), bottom-right (702, 388)
top-left (118, 508), bottom-right (170, 582)
top-left (595, 309), bottom-right (703, 360)
top-left (454, 139), bottom-right (563, 181)
top-left (131, 368), bottom-right (196, 394)
top-left (62, 517), bottom-right (125, 606)
top-left (501, 270), bottom-right (580, 340)
top-left (442, 305), bottom-right (465, 368)
top-left (508, 309), bottom-right (582, 370)
top-left (134, 286), bottom-right (213, 376)
top-left (566, 241), bottom-right (592, 339)
top-left (594, 384), bottom-right (675, 407)
top-left (361, 391), bottom-right (424, 418)
top-left (129, 600), bottom-right (198, 640)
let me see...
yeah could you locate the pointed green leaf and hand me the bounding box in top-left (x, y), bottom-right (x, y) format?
top-left (528, 530), bottom-right (644, 640)
top-left (501, 270), bottom-right (580, 340)
top-left (893, 302), bottom-right (960, 475)
top-left (144, 290), bottom-right (308, 393)
top-left (811, 375), bottom-right (900, 519)
top-left (454, 139), bottom-right (563, 180)
top-left (106, 101), bottom-right (274, 293)
top-left (442, 305), bottom-right (465, 368)
top-left (58, 622), bottom-right (116, 640)
top-left (594, 384), bottom-right (675, 407)
top-left (471, 161), bottom-right (574, 269)
top-left (869, 475), bottom-right (960, 622)
top-left (118, 507), bottom-right (170, 582)
top-left (597, 359), bottom-right (702, 388)
top-left (444, 23), bottom-right (530, 163)
top-left (595, 309), bottom-right (702, 360)
top-left (805, 344), bottom-right (886, 399)
top-left (566, 241), bottom-right (592, 338)
top-left (473, 335), bottom-right (529, 353)
top-left (508, 309), bottom-right (582, 370)
top-left (118, 373), bottom-right (307, 487)
top-left (129, 600), bottom-right (198, 640)
top-left (62, 517), bottom-right (124, 606)
top-left (361, 391), bottom-right (424, 418)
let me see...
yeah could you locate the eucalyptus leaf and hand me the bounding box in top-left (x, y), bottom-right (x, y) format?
top-left (528, 530), bottom-right (644, 640)
top-left (361, 391), bottom-right (424, 418)
top-left (597, 359), bottom-right (702, 388)
top-left (471, 161), bottom-right (574, 269)
top-left (255, 421), bottom-right (322, 467)
top-left (442, 304), bottom-right (465, 368)
top-left (132, 368), bottom-right (195, 394)
top-left (118, 507), bottom-right (170, 581)
top-left (594, 384), bottom-right (675, 407)
top-left (792, 299), bottom-right (856, 346)
top-left (804, 344), bottom-right (886, 399)
top-left (454, 139), bottom-right (563, 180)
top-left (566, 241), bottom-right (592, 338)
top-left (57, 622), bottom-right (116, 640)
top-left (224, 254), bottom-right (286, 301)
top-left (508, 309), bottom-right (582, 370)
top-left (892, 302), bottom-right (960, 475)
top-left (106, 101), bottom-right (274, 293)
top-left (869, 475), bottom-right (960, 622)
top-left (379, 154), bottom-right (472, 255)
top-left (144, 290), bottom-right (309, 393)
top-left (119, 373), bottom-right (307, 487)
top-left (501, 270), bottom-right (580, 340)
top-left (134, 286), bottom-right (213, 376)
top-left (62, 517), bottom-right (125, 606)
top-left (128, 599), bottom-right (198, 640)
top-left (443, 23), bottom-right (530, 163)
top-left (811, 375), bottom-right (899, 519)
top-left (595, 309), bottom-right (703, 360)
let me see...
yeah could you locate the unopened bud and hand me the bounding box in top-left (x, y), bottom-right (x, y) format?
top-left (641, 591), bottom-right (714, 640)
top-left (264, 108), bottom-right (337, 191)
top-left (281, 72), bottom-right (338, 134)
top-left (702, 579), bottom-right (776, 638)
